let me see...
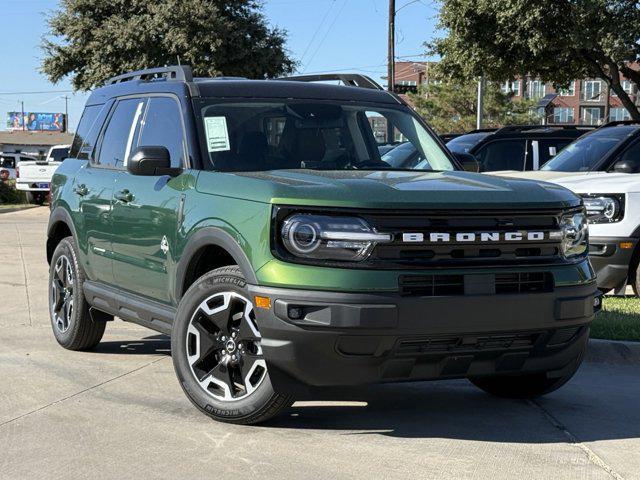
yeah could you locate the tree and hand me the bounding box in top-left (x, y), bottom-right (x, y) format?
top-left (430, 0), bottom-right (640, 120)
top-left (41, 0), bottom-right (296, 90)
top-left (409, 80), bottom-right (539, 133)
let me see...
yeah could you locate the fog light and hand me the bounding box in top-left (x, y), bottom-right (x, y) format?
top-left (288, 307), bottom-right (304, 320)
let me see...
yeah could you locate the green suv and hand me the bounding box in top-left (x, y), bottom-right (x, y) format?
top-left (47, 66), bottom-right (599, 424)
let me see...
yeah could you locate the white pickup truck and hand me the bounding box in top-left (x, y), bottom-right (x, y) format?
top-left (16, 144), bottom-right (70, 204)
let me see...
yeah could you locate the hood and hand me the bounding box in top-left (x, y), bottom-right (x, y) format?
top-left (490, 170), bottom-right (596, 182)
top-left (197, 169), bottom-right (580, 210)
top-left (492, 170), bottom-right (640, 195)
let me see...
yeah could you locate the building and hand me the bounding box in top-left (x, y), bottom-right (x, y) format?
top-left (0, 131), bottom-right (74, 159)
top-left (393, 61), bottom-right (640, 125)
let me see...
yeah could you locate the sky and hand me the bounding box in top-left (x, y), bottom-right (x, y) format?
top-left (0, 0), bottom-right (440, 132)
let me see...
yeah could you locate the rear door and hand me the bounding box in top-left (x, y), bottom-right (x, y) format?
top-left (111, 95), bottom-right (188, 303)
top-left (75, 97), bottom-right (145, 285)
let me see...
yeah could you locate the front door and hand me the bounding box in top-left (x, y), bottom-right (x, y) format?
top-left (111, 96), bottom-right (190, 304)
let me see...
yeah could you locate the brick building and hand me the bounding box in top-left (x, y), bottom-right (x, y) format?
top-left (393, 61), bottom-right (640, 126)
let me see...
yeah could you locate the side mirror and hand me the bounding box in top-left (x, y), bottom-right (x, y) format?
top-left (453, 152), bottom-right (480, 173)
top-left (127, 146), bottom-right (173, 176)
top-left (612, 159), bottom-right (637, 174)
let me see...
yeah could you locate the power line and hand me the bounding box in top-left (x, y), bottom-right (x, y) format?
top-left (303, 0), bottom-right (349, 73)
top-left (0, 90), bottom-right (73, 95)
top-left (299, 0), bottom-right (337, 64)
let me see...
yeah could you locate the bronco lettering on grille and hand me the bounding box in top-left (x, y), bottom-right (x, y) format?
top-left (401, 232), bottom-right (547, 243)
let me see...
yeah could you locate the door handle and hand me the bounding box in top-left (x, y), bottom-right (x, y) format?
top-left (114, 189), bottom-right (134, 203)
top-left (73, 184), bottom-right (89, 196)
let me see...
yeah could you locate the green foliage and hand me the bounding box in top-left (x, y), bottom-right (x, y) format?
top-left (431, 0), bottom-right (640, 119)
top-left (41, 0), bottom-right (296, 90)
top-left (409, 80), bottom-right (540, 133)
top-left (0, 181), bottom-right (27, 205)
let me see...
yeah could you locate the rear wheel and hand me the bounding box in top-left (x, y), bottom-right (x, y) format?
top-left (48, 237), bottom-right (109, 350)
top-left (171, 266), bottom-right (293, 424)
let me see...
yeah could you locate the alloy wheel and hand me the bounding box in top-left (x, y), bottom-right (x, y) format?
top-left (186, 292), bottom-right (267, 402)
top-left (50, 255), bottom-right (74, 334)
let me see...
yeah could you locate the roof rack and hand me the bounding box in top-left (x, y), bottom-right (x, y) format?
top-left (493, 124), bottom-right (594, 134)
top-left (599, 120), bottom-right (640, 128)
top-left (105, 65), bottom-right (193, 85)
top-left (279, 73), bottom-right (384, 91)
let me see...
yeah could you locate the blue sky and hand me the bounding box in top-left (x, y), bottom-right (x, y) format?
top-left (0, 0), bottom-right (439, 131)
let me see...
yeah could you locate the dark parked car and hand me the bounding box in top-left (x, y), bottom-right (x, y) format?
top-left (541, 121), bottom-right (640, 173)
top-left (447, 125), bottom-right (593, 172)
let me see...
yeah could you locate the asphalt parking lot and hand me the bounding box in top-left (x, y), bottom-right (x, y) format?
top-left (1, 207), bottom-right (639, 480)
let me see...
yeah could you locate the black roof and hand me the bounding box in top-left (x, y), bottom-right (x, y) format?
top-left (87, 66), bottom-right (401, 106)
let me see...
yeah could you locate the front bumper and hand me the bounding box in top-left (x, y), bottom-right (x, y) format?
top-left (589, 236), bottom-right (638, 292)
top-left (248, 280), bottom-right (598, 393)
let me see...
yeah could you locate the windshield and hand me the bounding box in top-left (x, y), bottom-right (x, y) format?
top-left (200, 101), bottom-right (456, 172)
top-left (541, 127), bottom-right (637, 172)
top-left (381, 142), bottom-right (420, 168)
top-left (446, 132), bottom-right (492, 154)
top-left (48, 147), bottom-right (69, 163)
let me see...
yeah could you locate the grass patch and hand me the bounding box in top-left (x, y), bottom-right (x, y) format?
top-left (0, 204), bottom-right (31, 210)
top-left (591, 296), bottom-right (640, 342)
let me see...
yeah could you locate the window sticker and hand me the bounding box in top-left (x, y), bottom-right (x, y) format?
top-left (204, 116), bottom-right (231, 152)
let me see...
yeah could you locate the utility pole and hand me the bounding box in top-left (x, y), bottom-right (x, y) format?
top-left (21, 100), bottom-right (25, 131)
top-left (386, 0), bottom-right (396, 143)
top-left (387, 0), bottom-right (395, 93)
top-left (63, 95), bottom-right (69, 132)
top-left (476, 76), bottom-right (485, 129)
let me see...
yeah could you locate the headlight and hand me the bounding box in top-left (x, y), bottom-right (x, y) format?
top-left (557, 210), bottom-right (588, 258)
top-left (280, 214), bottom-right (392, 262)
top-left (582, 195), bottom-right (624, 223)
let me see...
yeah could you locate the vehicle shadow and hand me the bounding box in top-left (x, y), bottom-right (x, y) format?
top-left (265, 373), bottom-right (640, 444)
top-left (93, 334), bottom-right (171, 356)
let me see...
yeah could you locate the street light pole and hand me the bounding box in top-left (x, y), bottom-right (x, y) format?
top-left (476, 76), bottom-right (485, 129)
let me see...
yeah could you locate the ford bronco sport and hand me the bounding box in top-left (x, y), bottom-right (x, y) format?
top-left (47, 66), bottom-right (599, 425)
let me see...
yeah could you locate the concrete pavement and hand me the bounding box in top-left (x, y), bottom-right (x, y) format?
top-left (0, 207), bottom-right (639, 480)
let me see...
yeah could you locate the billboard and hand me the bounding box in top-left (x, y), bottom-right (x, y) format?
top-left (6, 112), bottom-right (66, 132)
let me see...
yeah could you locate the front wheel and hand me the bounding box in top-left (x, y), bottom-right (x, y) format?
top-left (171, 266), bottom-right (293, 424)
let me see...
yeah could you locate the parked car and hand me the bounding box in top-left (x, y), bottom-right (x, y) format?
top-left (47, 66), bottom-right (598, 425)
top-left (539, 121), bottom-right (640, 175)
top-left (447, 125), bottom-right (593, 172)
top-left (1, 152), bottom-right (37, 180)
top-left (16, 144), bottom-right (70, 204)
top-left (494, 121), bottom-right (640, 296)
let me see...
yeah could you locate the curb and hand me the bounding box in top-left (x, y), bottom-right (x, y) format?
top-left (0, 205), bottom-right (38, 215)
top-left (586, 338), bottom-right (640, 365)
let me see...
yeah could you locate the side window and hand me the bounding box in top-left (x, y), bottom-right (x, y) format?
top-left (137, 97), bottom-right (185, 168)
top-left (476, 140), bottom-right (526, 172)
top-left (70, 105), bottom-right (100, 158)
top-left (613, 140), bottom-right (640, 172)
top-left (0, 156), bottom-right (15, 168)
top-left (96, 98), bottom-right (145, 169)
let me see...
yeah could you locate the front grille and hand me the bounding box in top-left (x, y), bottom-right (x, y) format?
top-left (495, 272), bottom-right (554, 294)
top-left (399, 274), bottom-right (464, 296)
top-left (362, 209), bottom-right (565, 268)
top-left (399, 272), bottom-right (554, 296)
top-left (396, 331), bottom-right (542, 356)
